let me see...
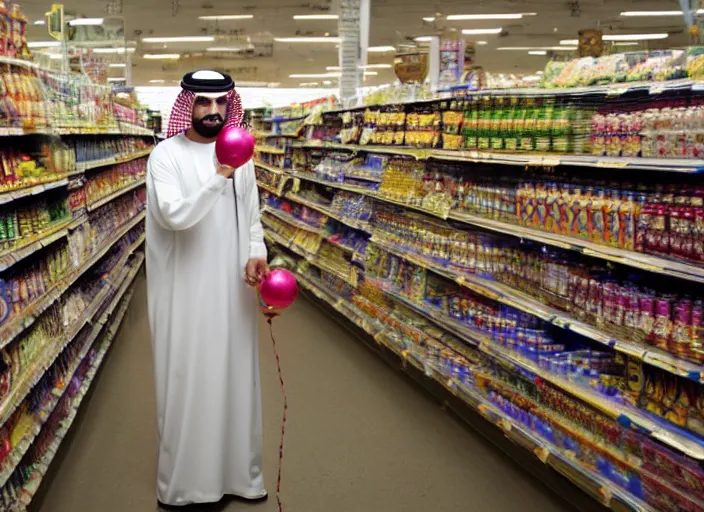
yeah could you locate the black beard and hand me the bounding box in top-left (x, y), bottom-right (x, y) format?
top-left (192, 114), bottom-right (225, 138)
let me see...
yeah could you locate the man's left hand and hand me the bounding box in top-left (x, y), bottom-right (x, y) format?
top-left (245, 258), bottom-right (269, 287)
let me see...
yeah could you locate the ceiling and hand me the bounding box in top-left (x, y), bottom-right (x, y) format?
top-left (18, 0), bottom-right (695, 88)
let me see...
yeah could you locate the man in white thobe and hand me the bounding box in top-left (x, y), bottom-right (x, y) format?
top-left (146, 70), bottom-right (269, 507)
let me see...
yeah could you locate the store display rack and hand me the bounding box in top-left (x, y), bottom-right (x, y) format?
top-left (253, 79), bottom-right (704, 511)
top-left (0, 49), bottom-right (154, 507)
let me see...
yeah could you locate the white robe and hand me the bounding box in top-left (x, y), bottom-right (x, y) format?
top-left (145, 133), bottom-right (267, 506)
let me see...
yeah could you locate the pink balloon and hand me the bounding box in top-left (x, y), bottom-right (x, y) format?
top-left (215, 127), bottom-right (256, 169)
top-left (260, 269), bottom-right (299, 310)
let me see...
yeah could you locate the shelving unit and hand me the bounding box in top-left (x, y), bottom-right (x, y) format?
top-left (0, 51), bottom-right (153, 510)
top-left (254, 78), bottom-right (704, 512)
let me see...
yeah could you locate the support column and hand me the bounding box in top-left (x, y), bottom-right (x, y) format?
top-left (338, 0), bottom-right (370, 101)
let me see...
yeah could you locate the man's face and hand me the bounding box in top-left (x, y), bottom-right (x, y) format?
top-left (191, 95), bottom-right (228, 138)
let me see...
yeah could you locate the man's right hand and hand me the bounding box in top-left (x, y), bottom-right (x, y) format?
top-left (217, 164), bottom-right (236, 178)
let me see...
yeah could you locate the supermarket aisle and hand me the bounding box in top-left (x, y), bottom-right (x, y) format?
top-left (31, 273), bottom-right (579, 512)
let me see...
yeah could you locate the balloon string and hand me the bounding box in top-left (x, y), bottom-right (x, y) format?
top-left (268, 318), bottom-right (287, 512)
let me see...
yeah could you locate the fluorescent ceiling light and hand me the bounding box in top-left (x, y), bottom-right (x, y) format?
top-left (613, 42), bottom-right (639, 46)
top-left (291, 71), bottom-right (377, 78)
top-left (326, 66), bottom-right (341, 71)
top-left (414, 36), bottom-right (434, 42)
top-left (198, 15), bottom-right (254, 20)
top-left (93, 47), bottom-right (135, 54)
top-left (604, 33), bottom-right (668, 41)
top-left (274, 37), bottom-right (341, 43)
top-left (142, 36), bottom-right (214, 43)
top-left (293, 14), bottom-right (338, 20)
top-left (143, 53), bottom-right (181, 59)
top-left (475, 41), bottom-right (488, 45)
top-left (33, 20), bottom-right (45, 25)
top-left (362, 64), bottom-right (392, 69)
top-left (206, 47), bottom-right (252, 52)
top-left (423, 17), bottom-right (436, 22)
top-left (461, 28), bottom-right (503, 35)
top-left (522, 12), bottom-right (538, 16)
top-left (107, 77), bottom-right (125, 82)
top-left (620, 11), bottom-right (685, 17)
top-left (68, 18), bottom-right (104, 26)
top-left (291, 73), bottom-right (339, 78)
top-left (498, 46), bottom-right (577, 51)
top-left (529, 50), bottom-right (547, 55)
top-left (149, 79), bottom-right (165, 83)
top-left (448, 14), bottom-right (521, 20)
top-left (109, 63), bottom-right (126, 68)
top-left (27, 41), bottom-right (61, 48)
top-left (560, 39), bottom-right (578, 45)
top-left (368, 46), bottom-right (395, 52)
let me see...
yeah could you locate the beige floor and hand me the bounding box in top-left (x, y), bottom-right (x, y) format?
top-left (30, 274), bottom-right (581, 512)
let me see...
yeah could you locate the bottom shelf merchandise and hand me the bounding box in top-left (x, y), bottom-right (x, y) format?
top-left (0, 252), bottom-right (142, 511)
top-left (265, 233), bottom-right (704, 512)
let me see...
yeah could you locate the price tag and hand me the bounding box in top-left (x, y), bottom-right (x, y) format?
top-left (596, 159), bottom-right (629, 169)
top-left (607, 86), bottom-right (629, 96)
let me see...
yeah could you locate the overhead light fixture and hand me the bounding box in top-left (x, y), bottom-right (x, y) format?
top-left (603, 33), bottom-right (668, 41)
top-left (461, 28), bottom-right (503, 35)
top-left (529, 50), bottom-right (547, 55)
top-left (498, 46), bottom-right (577, 51)
top-left (142, 36), bottom-right (214, 43)
top-left (33, 20), bottom-right (45, 25)
top-left (414, 36), bottom-right (434, 42)
top-left (68, 18), bottom-right (104, 26)
top-left (274, 36), bottom-right (341, 43)
top-left (198, 14), bottom-right (254, 20)
top-left (143, 53), bottom-right (181, 59)
top-left (93, 47), bottom-right (136, 54)
top-left (476, 41), bottom-right (488, 45)
top-left (109, 63), bottom-right (126, 68)
top-left (28, 41), bottom-right (61, 48)
top-left (423, 17), bottom-right (436, 22)
top-left (613, 42), bottom-right (639, 46)
top-left (326, 66), bottom-right (341, 71)
top-left (368, 46), bottom-right (396, 52)
top-left (323, 80), bottom-right (332, 85)
top-left (293, 14), bottom-right (339, 20)
top-left (620, 10), bottom-right (685, 17)
top-left (290, 73), bottom-right (339, 78)
top-left (522, 12), bottom-right (538, 16)
top-left (206, 46), bottom-right (252, 52)
top-left (149, 79), bottom-right (165, 83)
top-left (560, 39), bottom-right (578, 45)
top-left (107, 77), bottom-right (126, 82)
top-left (362, 64), bottom-right (392, 69)
top-left (291, 71), bottom-right (377, 78)
top-left (448, 14), bottom-right (521, 20)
